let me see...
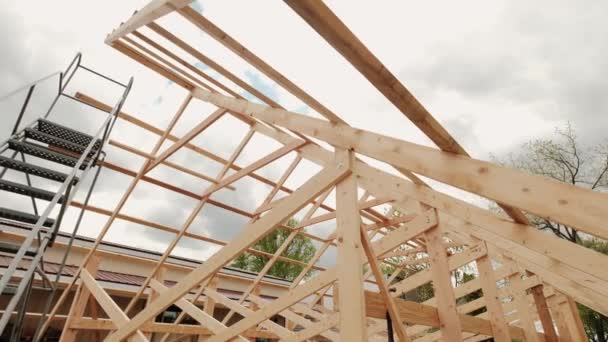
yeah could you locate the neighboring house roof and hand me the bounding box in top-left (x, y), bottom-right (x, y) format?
top-left (0, 221), bottom-right (293, 288)
top-left (0, 254), bottom-right (278, 301)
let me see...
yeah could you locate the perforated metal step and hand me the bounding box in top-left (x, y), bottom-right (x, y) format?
top-left (8, 140), bottom-right (89, 170)
top-left (0, 207), bottom-right (54, 227)
top-left (37, 119), bottom-right (101, 150)
top-left (0, 156), bottom-right (77, 184)
top-left (0, 179), bottom-right (64, 203)
top-left (25, 128), bottom-right (97, 157)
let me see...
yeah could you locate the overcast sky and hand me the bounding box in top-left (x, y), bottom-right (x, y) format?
top-left (1, 1), bottom-right (606, 267)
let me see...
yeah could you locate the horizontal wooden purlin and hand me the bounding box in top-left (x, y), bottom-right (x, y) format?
top-left (147, 22), bottom-right (282, 108)
top-left (70, 318), bottom-right (278, 339)
top-left (199, 140), bottom-right (307, 199)
top-left (97, 160), bottom-right (328, 246)
top-left (145, 109), bottom-right (226, 173)
top-left (105, 0), bottom-right (193, 44)
top-left (69, 201), bottom-right (323, 272)
top-left (73, 92), bottom-right (381, 226)
top-left (99, 160), bottom-right (251, 218)
top-left (123, 35), bottom-right (216, 93)
top-left (108, 139), bottom-right (236, 191)
top-left (176, 6), bottom-right (346, 125)
top-left (112, 39), bottom-right (195, 91)
top-left (193, 88), bottom-right (608, 241)
top-left (132, 29), bottom-right (242, 99)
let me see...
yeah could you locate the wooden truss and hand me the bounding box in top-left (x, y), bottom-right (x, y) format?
top-left (39, 1), bottom-right (607, 341)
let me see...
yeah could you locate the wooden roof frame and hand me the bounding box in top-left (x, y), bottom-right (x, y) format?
top-left (39, 1), bottom-right (607, 341)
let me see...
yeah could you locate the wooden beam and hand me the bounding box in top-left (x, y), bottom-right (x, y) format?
top-left (247, 294), bottom-right (339, 341)
top-left (203, 289), bottom-right (291, 339)
top-left (149, 280), bottom-right (249, 341)
top-left (364, 291), bottom-right (543, 341)
top-left (144, 266), bottom-right (165, 340)
top-left (39, 93), bottom-right (192, 337)
top-left (281, 313), bottom-right (339, 342)
top-left (353, 160), bottom-right (608, 315)
top-left (206, 209), bottom-right (437, 341)
top-left (177, 6), bottom-right (346, 124)
top-left (360, 216), bottom-right (411, 341)
top-left (283, 0), bottom-right (532, 226)
top-left (425, 223), bottom-right (463, 340)
top-left (107, 139), bottom-right (236, 190)
top-left (106, 162), bottom-right (350, 341)
top-left (507, 272), bottom-right (540, 342)
top-left (530, 285), bottom-right (559, 342)
top-left (474, 243), bottom-right (511, 342)
top-left (334, 149), bottom-right (367, 341)
top-left (105, 0), bottom-right (193, 43)
top-left (193, 88), bottom-right (608, 240)
top-left (60, 256), bottom-right (100, 342)
top-left (145, 108), bottom-right (226, 173)
top-left (80, 269), bottom-right (148, 342)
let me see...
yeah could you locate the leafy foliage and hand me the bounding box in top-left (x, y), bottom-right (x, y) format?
top-left (231, 218), bottom-right (316, 281)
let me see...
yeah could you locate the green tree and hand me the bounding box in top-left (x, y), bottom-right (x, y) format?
top-left (493, 123), bottom-right (608, 341)
top-left (231, 218), bottom-right (317, 281)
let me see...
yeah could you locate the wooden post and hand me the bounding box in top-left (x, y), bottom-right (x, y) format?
top-left (552, 299), bottom-right (573, 341)
top-left (60, 255), bottom-right (100, 342)
top-left (359, 221), bottom-right (411, 341)
top-left (566, 296), bottom-right (589, 341)
top-left (475, 242), bottom-right (511, 341)
top-left (425, 222), bottom-right (463, 341)
top-left (334, 149), bottom-right (367, 341)
top-left (555, 296), bottom-right (587, 342)
top-left (144, 266), bottom-right (165, 340)
top-left (508, 272), bottom-right (540, 342)
top-left (531, 285), bottom-right (558, 342)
